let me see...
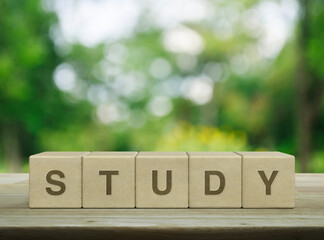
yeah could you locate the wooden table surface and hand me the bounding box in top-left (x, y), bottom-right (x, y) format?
top-left (0, 173), bottom-right (323, 240)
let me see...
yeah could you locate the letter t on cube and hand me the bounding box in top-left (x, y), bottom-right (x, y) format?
top-left (236, 151), bottom-right (295, 208)
top-left (83, 152), bottom-right (137, 208)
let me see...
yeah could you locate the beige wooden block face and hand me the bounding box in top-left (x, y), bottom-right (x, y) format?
top-left (136, 152), bottom-right (188, 208)
top-left (188, 152), bottom-right (241, 208)
top-left (83, 151), bottom-right (137, 208)
top-left (29, 152), bottom-right (89, 208)
top-left (237, 151), bottom-right (295, 208)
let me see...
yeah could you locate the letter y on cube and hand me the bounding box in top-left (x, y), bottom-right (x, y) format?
top-left (236, 151), bottom-right (295, 208)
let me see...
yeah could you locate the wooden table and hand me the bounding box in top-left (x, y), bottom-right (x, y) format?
top-left (0, 173), bottom-right (323, 240)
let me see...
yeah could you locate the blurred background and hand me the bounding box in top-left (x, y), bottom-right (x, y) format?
top-left (0, 0), bottom-right (323, 173)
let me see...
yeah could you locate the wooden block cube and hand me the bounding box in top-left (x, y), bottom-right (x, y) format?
top-left (236, 151), bottom-right (295, 208)
top-left (136, 152), bottom-right (188, 208)
top-left (188, 152), bottom-right (241, 208)
top-left (83, 151), bottom-right (137, 208)
top-left (29, 152), bottom-right (89, 208)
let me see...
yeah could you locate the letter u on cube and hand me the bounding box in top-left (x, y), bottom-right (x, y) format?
top-left (29, 151), bottom-right (295, 208)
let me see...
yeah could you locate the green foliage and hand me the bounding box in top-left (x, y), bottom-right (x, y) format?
top-left (0, 0), bottom-right (324, 172)
top-left (155, 122), bottom-right (249, 151)
top-left (0, 0), bottom-right (93, 171)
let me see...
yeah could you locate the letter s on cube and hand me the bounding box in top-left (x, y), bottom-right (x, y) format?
top-left (29, 152), bottom-right (88, 208)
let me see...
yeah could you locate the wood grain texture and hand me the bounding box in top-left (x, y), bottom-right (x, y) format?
top-left (0, 173), bottom-right (324, 240)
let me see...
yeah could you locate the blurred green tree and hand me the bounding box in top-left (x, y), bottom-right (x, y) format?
top-left (295, 0), bottom-right (324, 171)
top-left (0, 0), bottom-right (92, 171)
top-left (0, 0), bottom-right (323, 173)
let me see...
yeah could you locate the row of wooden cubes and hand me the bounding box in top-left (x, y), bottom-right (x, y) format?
top-left (29, 151), bottom-right (295, 208)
